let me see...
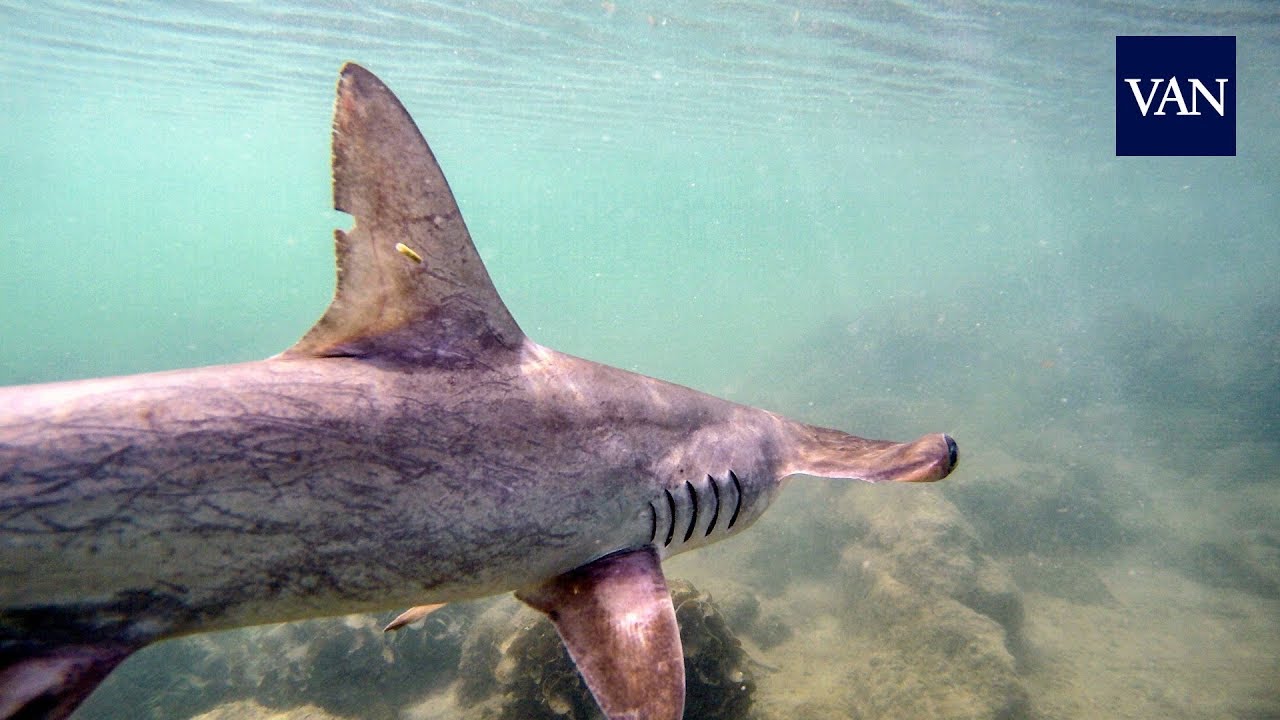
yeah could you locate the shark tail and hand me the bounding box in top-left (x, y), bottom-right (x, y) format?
top-left (0, 644), bottom-right (137, 720)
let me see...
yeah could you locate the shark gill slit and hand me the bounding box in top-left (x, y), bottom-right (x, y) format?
top-left (683, 481), bottom-right (699, 542)
top-left (705, 474), bottom-right (722, 537)
top-left (648, 502), bottom-right (658, 544)
top-left (727, 470), bottom-right (743, 530)
top-left (663, 488), bottom-right (677, 547)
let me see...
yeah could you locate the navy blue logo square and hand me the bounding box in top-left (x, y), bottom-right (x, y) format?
top-left (1116, 36), bottom-right (1235, 156)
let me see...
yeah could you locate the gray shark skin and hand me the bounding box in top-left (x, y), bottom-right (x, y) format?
top-left (0, 63), bottom-right (957, 720)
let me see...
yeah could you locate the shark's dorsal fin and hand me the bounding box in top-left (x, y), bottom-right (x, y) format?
top-left (284, 63), bottom-right (523, 364)
top-left (516, 547), bottom-right (685, 720)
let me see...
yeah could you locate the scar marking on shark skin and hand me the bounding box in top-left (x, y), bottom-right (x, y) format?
top-left (704, 475), bottom-right (720, 537)
top-left (727, 471), bottom-right (743, 530)
top-left (394, 243), bottom-right (423, 263)
top-left (682, 481), bottom-right (698, 543)
top-left (662, 488), bottom-right (676, 547)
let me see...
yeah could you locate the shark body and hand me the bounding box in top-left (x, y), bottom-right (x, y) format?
top-left (0, 64), bottom-right (956, 720)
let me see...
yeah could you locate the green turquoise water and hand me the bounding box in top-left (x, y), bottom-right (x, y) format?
top-left (7, 2), bottom-right (1271, 394)
top-left (2, 2), bottom-right (1278, 718)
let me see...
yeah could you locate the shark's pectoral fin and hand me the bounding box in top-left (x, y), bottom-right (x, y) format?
top-left (382, 602), bottom-right (446, 632)
top-left (516, 547), bottom-right (685, 720)
top-left (283, 63), bottom-right (523, 365)
top-left (0, 644), bottom-right (136, 720)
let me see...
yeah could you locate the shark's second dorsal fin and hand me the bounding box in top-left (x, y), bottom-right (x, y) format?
top-left (284, 63), bottom-right (523, 365)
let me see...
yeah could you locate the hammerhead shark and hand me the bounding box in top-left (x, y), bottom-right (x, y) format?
top-left (0, 63), bottom-right (956, 720)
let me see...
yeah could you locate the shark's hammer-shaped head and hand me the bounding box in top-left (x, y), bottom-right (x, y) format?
top-left (642, 411), bottom-right (958, 567)
top-left (785, 425), bottom-right (958, 484)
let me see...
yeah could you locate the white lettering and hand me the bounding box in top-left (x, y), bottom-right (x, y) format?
top-left (1188, 78), bottom-right (1229, 116)
top-left (1156, 77), bottom-right (1190, 115)
top-left (1124, 78), bottom-right (1163, 116)
top-left (1123, 77), bottom-right (1230, 118)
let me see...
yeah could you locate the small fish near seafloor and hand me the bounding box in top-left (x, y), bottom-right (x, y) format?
top-left (0, 63), bottom-right (957, 720)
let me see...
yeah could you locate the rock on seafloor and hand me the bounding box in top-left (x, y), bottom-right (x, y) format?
top-left (835, 489), bottom-right (1031, 719)
top-left (188, 700), bottom-right (346, 720)
top-left (681, 481), bottom-right (1033, 720)
top-left (79, 606), bottom-right (472, 719)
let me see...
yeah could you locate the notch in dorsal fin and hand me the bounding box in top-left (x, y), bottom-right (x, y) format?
top-left (516, 547), bottom-right (685, 720)
top-left (284, 63), bottom-right (523, 365)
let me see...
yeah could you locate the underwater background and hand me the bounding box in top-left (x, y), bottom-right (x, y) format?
top-left (2, 1), bottom-right (1277, 719)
